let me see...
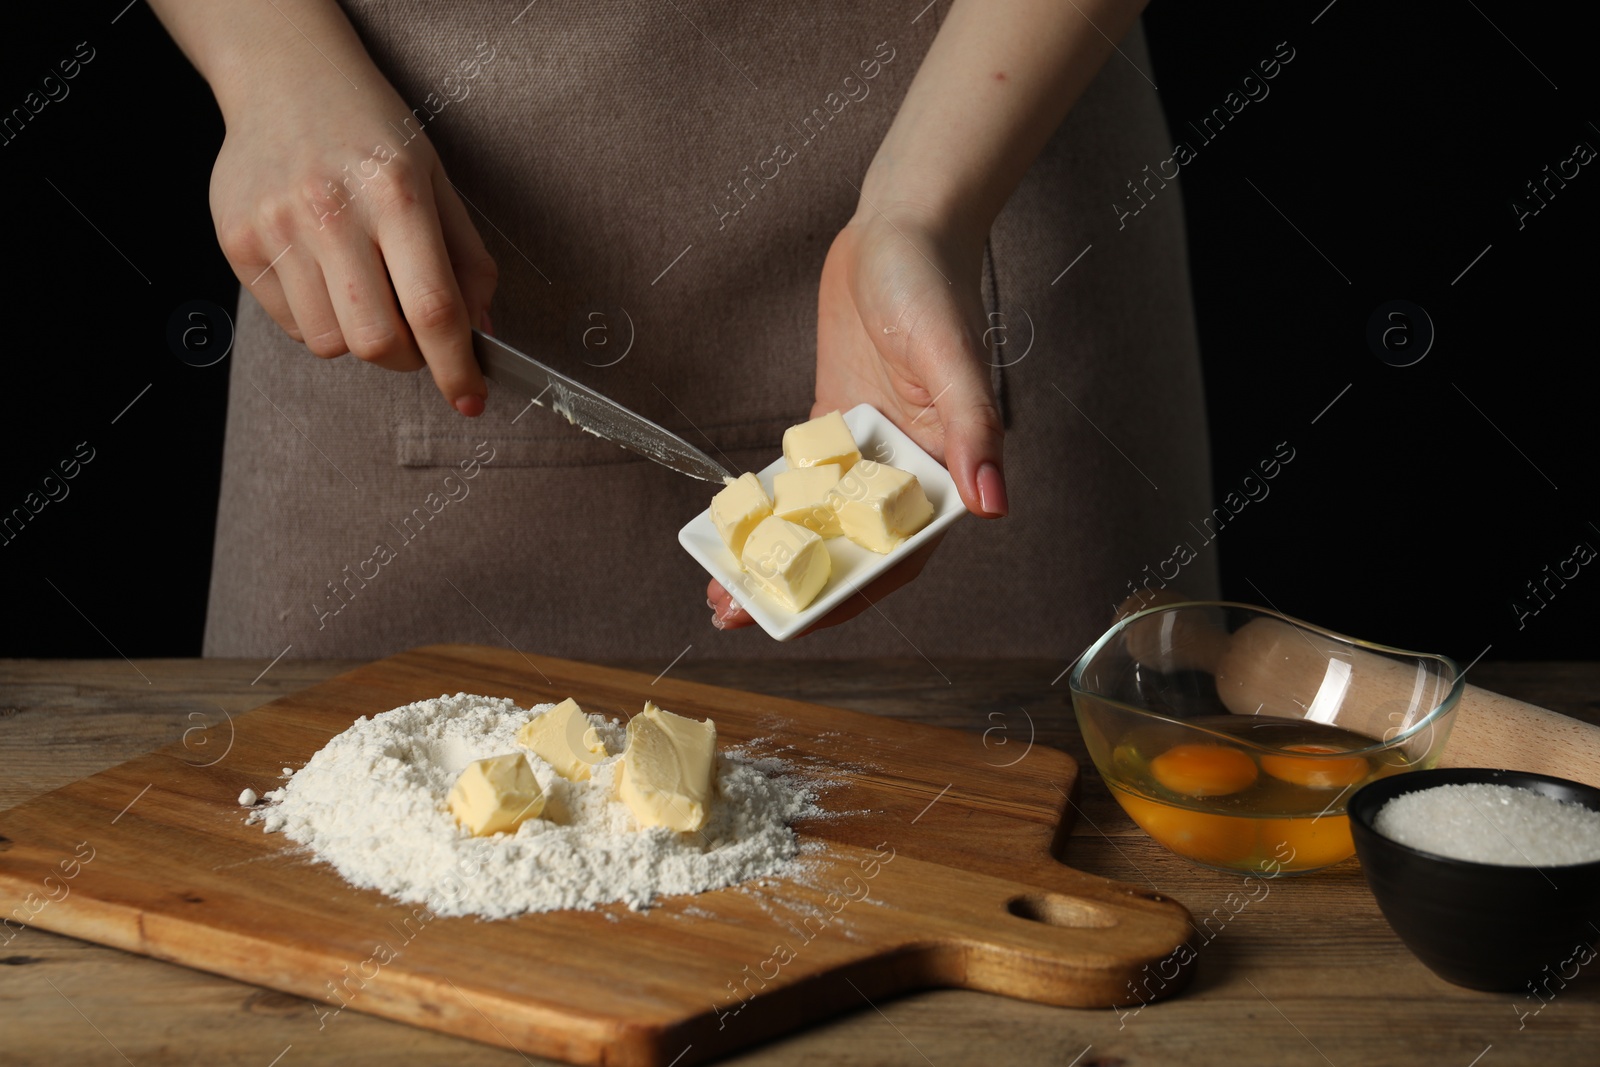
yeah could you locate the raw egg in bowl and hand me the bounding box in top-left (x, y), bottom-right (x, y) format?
top-left (1069, 602), bottom-right (1463, 874)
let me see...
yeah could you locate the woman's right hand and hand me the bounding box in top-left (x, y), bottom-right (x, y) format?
top-left (209, 48), bottom-right (498, 416)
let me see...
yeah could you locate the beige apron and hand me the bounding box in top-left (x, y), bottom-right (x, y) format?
top-left (203, 2), bottom-right (1218, 663)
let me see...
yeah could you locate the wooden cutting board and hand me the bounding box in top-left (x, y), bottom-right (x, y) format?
top-left (0, 644), bottom-right (1195, 1066)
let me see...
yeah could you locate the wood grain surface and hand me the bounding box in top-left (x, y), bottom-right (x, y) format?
top-left (2, 656), bottom-right (1597, 1067)
top-left (0, 646), bottom-right (1194, 1067)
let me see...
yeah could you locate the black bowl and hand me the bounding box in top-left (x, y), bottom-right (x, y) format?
top-left (1349, 768), bottom-right (1600, 992)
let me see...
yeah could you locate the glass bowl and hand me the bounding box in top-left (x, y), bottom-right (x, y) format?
top-left (1069, 602), bottom-right (1463, 874)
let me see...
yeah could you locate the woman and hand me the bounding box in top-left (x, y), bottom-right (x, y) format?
top-left (150, 0), bottom-right (1217, 662)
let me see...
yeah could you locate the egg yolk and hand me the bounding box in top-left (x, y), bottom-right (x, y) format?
top-left (1260, 814), bottom-right (1355, 870)
top-left (1115, 790), bottom-right (1256, 866)
top-left (1149, 744), bottom-right (1259, 797)
top-left (1260, 745), bottom-right (1369, 790)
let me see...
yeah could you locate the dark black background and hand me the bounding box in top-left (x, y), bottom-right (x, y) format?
top-left (3, 1), bottom-right (1594, 661)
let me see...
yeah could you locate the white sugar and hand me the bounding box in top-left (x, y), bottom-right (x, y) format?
top-left (247, 693), bottom-right (828, 916)
top-left (1374, 783), bottom-right (1600, 866)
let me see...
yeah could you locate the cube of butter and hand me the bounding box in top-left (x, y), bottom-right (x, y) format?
top-left (618, 701), bottom-right (716, 832)
top-left (782, 410), bottom-right (860, 473)
top-left (516, 698), bottom-right (609, 781)
top-left (773, 463), bottom-right (842, 537)
top-left (827, 461), bottom-right (935, 553)
top-left (447, 753), bottom-right (545, 836)
top-left (740, 515), bottom-right (831, 611)
top-left (709, 472), bottom-right (772, 558)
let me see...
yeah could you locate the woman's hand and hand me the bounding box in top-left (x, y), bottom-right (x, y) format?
top-left (208, 45), bottom-right (497, 415)
top-left (702, 0), bottom-right (1147, 637)
top-left (811, 205), bottom-right (1007, 515)
top-left (699, 0), bottom-right (1148, 634)
top-left (706, 203), bottom-right (1006, 632)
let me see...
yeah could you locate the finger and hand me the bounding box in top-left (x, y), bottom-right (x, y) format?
top-left (274, 252), bottom-right (347, 359)
top-left (432, 173), bottom-right (499, 333)
top-left (933, 367), bottom-right (1007, 519)
top-left (245, 273), bottom-right (301, 341)
top-left (219, 230), bottom-right (302, 342)
top-left (321, 237), bottom-right (425, 372)
top-left (374, 168), bottom-right (487, 416)
top-left (707, 579), bottom-right (754, 630)
top-left (905, 302), bottom-right (1007, 518)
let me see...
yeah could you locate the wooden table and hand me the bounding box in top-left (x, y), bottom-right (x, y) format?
top-left (3, 658), bottom-right (1597, 1066)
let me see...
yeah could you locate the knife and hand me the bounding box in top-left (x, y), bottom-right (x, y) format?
top-left (471, 329), bottom-right (733, 484)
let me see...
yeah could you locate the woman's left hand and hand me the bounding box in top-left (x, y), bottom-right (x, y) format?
top-left (707, 202), bottom-right (1007, 632)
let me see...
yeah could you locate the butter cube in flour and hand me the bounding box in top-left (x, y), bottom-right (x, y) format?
top-left (782, 410), bottom-right (860, 473)
top-left (517, 698), bottom-right (608, 781)
top-left (827, 461), bottom-right (934, 553)
top-left (773, 463), bottom-right (842, 537)
top-left (619, 702), bottom-right (716, 832)
top-left (740, 515), bottom-right (831, 611)
top-left (709, 472), bottom-right (772, 557)
top-left (447, 753), bottom-right (545, 836)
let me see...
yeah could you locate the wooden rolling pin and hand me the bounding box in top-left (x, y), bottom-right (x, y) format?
top-left (1113, 592), bottom-right (1600, 788)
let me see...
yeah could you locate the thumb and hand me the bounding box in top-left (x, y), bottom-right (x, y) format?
top-left (902, 287), bottom-right (1007, 518)
top-left (932, 355), bottom-right (1007, 518)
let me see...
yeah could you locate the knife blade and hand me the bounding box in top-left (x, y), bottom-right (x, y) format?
top-left (471, 329), bottom-right (734, 485)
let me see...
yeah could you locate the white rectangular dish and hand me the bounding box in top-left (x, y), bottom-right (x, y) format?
top-left (678, 403), bottom-right (967, 641)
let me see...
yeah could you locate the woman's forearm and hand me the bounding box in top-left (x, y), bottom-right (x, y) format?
top-left (862, 0), bottom-right (1149, 233)
top-left (146, 0), bottom-right (377, 116)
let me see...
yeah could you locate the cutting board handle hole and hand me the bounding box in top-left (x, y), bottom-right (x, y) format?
top-left (1006, 893), bottom-right (1119, 930)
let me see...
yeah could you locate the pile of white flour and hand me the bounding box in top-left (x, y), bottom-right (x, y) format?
top-left (250, 693), bottom-right (824, 917)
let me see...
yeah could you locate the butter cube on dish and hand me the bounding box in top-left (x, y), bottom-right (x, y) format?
top-left (827, 461), bottom-right (935, 554)
top-left (447, 753), bottom-right (545, 836)
top-left (772, 463), bottom-right (842, 537)
top-left (740, 515), bottom-right (831, 611)
top-left (709, 472), bottom-right (772, 558)
top-left (782, 410), bottom-right (860, 473)
top-left (618, 701), bottom-right (717, 832)
top-left (517, 698), bottom-right (609, 781)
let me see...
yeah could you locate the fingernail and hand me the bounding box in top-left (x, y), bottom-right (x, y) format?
top-left (714, 596), bottom-right (743, 625)
top-left (977, 462), bottom-right (1007, 517)
top-left (454, 394), bottom-right (485, 418)
top-left (480, 310), bottom-right (495, 336)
